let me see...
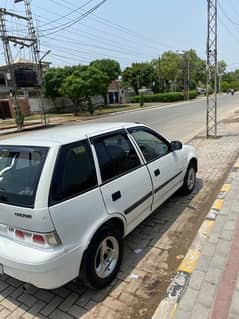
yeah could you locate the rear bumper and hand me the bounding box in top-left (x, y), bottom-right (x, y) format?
top-left (0, 237), bottom-right (83, 289)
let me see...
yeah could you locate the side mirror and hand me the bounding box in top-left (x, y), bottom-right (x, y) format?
top-left (170, 141), bottom-right (183, 151)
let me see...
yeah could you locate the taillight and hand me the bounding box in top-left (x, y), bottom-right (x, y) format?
top-left (0, 224), bottom-right (61, 248)
top-left (33, 234), bottom-right (45, 245)
top-left (15, 230), bottom-right (25, 240)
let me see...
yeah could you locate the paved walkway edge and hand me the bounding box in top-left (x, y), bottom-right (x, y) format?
top-left (151, 158), bottom-right (239, 319)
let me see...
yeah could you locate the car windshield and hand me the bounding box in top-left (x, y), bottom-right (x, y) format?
top-left (0, 146), bottom-right (49, 208)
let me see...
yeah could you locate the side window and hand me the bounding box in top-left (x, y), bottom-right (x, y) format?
top-left (130, 129), bottom-right (169, 162)
top-left (50, 141), bottom-right (97, 204)
top-left (93, 132), bottom-right (141, 183)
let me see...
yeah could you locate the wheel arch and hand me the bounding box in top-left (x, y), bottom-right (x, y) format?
top-left (79, 215), bottom-right (126, 280)
top-left (189, 157), bottom-right (198, 172)
top-left (82, 214), bottom-right (126, 253)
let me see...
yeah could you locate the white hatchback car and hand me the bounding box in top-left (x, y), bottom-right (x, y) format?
top-left (0, 122), bottom-right (197, 289)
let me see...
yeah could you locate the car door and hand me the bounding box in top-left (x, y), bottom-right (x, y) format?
top-left (91, 130), bottom-right (153, 233)
top-left (48, 140), bottom-right (108, 250)
top-left (128, 127), bottom-right (184, 211)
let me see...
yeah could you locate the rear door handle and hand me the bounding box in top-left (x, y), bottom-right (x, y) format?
top-left (112, 191), bottom-right (121, 202)
top-left (154, 169), bottom-right (160, 177)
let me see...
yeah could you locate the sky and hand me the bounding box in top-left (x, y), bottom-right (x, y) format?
top-left (0, 0), bottom-right (239, 71)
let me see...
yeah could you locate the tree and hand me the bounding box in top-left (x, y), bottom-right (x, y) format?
top-left (158, 51), bottom-right (182, 91)
top-left (183, 50), bottom-right (207, 89)
top-left (43, 67), bottom-right (73, 106)
top-left (90, 59), bottom-right (121, 106)
top-left (152, 50), bottom-right (207, 92)
top-left (60, 65), bottom-right (108, 115)
top-left (122, 62), bottom-right (157, 95)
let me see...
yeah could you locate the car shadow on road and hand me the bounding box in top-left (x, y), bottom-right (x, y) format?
top-left (0, 179), bottom-right (204, 318)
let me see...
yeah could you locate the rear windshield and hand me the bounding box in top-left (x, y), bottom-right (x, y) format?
top-left (0, 146), bottom-right (48, 208)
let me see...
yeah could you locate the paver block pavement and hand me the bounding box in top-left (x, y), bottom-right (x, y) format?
top-left (0, 112), bottom-right (239, 318)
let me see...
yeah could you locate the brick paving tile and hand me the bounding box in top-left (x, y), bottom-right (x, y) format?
top-left (40, 296), bottom-right (63, 317)
top-left (17, 293), bottom-right (38, 308)
top-left (7, 308), bottom-right (27, 319)
top-left (49, 309), bottom-right (73, 319)
top-left (0, 309), bottom-right (11, 319)
top-left (21, 301), bottom-right (46, 319)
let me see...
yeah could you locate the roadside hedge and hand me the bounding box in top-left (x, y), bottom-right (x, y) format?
top-left (130, 91), bottom-right (198, 103)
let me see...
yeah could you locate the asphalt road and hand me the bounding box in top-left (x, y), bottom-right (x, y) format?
top-left (93, 93), bottom-right (239, 141)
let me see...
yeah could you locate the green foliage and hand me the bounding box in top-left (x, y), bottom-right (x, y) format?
top-left (159, 51), bottom-right (182, 90)
top-left (90, 59), bottom-right (121, 82)
top-left (90, 59), bottom-right (121, 106)
top-left (221, 81), bottom-right (239, 92)
top-left (222, 69), bottom-right (239, 82)
top-left (43, 67), bottom-right (73, 99)
top-left (122, 62), bottom-right (157, 95)
top-left (139, 93), bottom-right (144, 107)
top-left (60, 65), bottom-right (108, 115)
top-left (151, 50), bottom-right (207, 92)
top-left (15, 111), bottom-right (24, 127)
top-left (131, 91), bottom-right (197, 103)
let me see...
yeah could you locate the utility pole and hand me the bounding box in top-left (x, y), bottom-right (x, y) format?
top-left (158, 56), bottom-right (161, 92)
top-left (0, 8), bottom-right (34, 129)
top-left (21, 0), bottom-right (40, 81)
top-left (15, 0), bottom-right (48, 126)
top-left (206, 0), bottom-right (218, 138)
top-left (187, 58), bottom-right (190, 100)
top-left (181, 52), bottom-right (190, 100)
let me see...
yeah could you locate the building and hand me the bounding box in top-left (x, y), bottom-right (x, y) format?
top-left (0, 58), bottom-right (50, 119)
top-left (108, 80), bottom-right (128, 104)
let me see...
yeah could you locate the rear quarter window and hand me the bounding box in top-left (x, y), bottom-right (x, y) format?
top-left (49, 140), bottom-right (97, 205)
top-left (0, 146), bottom-right (48, 208)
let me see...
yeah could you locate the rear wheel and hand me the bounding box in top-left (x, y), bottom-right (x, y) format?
top-left (81, 228), bottom-right (123, 289)
top-left (181, 164), bottom-right (196, 194)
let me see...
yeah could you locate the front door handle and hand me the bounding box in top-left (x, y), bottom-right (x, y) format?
top-left (154, 169), bottom-right (160, 177)
top-left (112, 191), bottom-right (121, 202)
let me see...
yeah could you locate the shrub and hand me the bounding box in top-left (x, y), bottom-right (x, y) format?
top-left (130, 91), bottom-right (197, 103)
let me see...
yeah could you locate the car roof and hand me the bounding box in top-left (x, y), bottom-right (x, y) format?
top-left (0, 122), bottom-right (142, 147)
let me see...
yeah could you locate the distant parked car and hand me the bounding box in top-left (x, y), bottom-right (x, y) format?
top-left (197, 87), bottom-right (206, 95)
top-left (0, 123), bottom-right (197, 289)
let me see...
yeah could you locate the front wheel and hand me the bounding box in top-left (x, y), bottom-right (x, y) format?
top-left (81, 228), bottom-right (123, 289)
top-left (181, 165), bottom-right (196, 195)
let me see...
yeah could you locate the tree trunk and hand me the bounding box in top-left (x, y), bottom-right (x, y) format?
top-left (72, 97), bottom-right (79, 116)
top-left (87, 97), bottom-right (95, 115)
top-left (133, 85), bottom-right (139, 95)
top-left (51, 97), bottom-right (57, 108)
top-left (103, 94), bottom-right (108, 107)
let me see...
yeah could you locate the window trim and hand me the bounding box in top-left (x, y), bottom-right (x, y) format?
top-left (127, 126), bottom-right (171, 164)
top-left (48, 139), bottom-right (98, 207)
top-left (90, 129), bottom-right (143, 186)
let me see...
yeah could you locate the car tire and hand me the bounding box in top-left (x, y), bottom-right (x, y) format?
top-left (181, 163), bottom-right (196, 195)
top-left (81, 227), bottom-right (123, 289)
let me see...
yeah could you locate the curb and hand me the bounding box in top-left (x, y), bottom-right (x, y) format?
top-left (0, 123), bottom-right (61, 137)
top-left (152, 158), bottom-right (239, 319)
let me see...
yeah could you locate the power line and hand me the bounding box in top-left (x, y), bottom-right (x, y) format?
top-left (40, 0), bottom-right (108, 35)
top-left (49, 0), bottom-right (179, 51)
top-left (38, 0), bottom-right (95, 28)
top-left (218, 1), bottom-right (239, 27)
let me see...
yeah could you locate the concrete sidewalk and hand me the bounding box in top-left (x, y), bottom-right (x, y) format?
top-left (170, 160), bottom-right (239, 319)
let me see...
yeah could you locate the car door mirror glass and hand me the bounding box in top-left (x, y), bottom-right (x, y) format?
top-left (170, 141), bottom-right (183, 151)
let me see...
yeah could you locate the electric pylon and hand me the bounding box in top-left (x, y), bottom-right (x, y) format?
top-left (206, 0), bottom-right (218, 137)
